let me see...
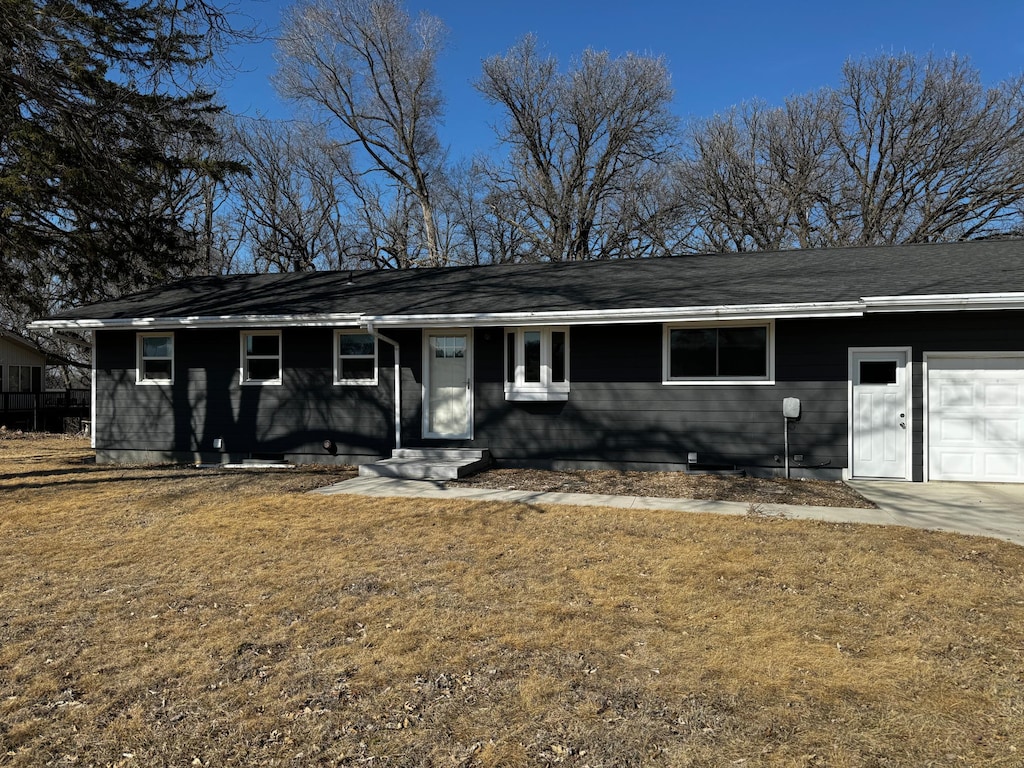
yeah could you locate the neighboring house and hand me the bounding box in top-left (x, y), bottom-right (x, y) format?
top-left (0, 329), bottom-right (90, 432)
top-left (0, 330), bottom-right (45, 398)
top-left (28, 240), bottom-right (1024, 483)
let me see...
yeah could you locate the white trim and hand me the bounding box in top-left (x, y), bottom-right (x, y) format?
top-left (847, 347), bottom-right (913, 482)
top-left (863, 292), bottom-right (1024, 313)
top-left (240, 330), bottom-right (282, 386)
top-left (29, 303), bottom-right (865, 331)
top-left (922, 351), bottom-right (1024, 483)
top-left (30, 291), bottom-right (1024, 332)
top-left (662, 320), bottom-right (775, 385)
top-left (334, 329), bottom-right (378, 385)
top-left (365, 302), bottom-right (864, 328)
top-left (504, 326), bottom-right (570, 402)
top-left (136, 331), bottom-right (174, 385)
top-left (30, 313), bottom-right (364, 331)
top-left (422, 329), bottom-right (473, 440)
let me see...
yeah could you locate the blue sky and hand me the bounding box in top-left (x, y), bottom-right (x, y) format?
top-left (222, 0), bottom-right (1024, 157)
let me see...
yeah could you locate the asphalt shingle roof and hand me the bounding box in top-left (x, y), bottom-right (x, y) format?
top-left (43, 240), bottom-right (1024, 322)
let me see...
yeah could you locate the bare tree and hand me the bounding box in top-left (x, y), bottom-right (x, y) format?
top-left (476, 35), bottom-right (682, 261)
top-left (680, 96), bottom-right (839, 252)
top-left (275, 0), bottom-right (449, 267)
top-left (681, 54), bottom-right (1024, 252)
top-left (225, 117), bottom-right (353, 272)
top-left (831, 53), bottom-right (1024, 244)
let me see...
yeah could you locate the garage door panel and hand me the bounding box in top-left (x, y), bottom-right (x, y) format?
top-left (984, 383), bottom-right (1019, 406)
top-left (939, 417), bottom-right (974, 442)
top-left (984, 453), bottom-right (1021, 478)
top-left (928, 354), bottom-right (1024, 483)
top-left (985, 418), bottom-right (1019, 442)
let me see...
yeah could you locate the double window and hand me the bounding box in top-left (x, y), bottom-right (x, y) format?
top-left (137, 333), bottom-right (174, 384)
top-left (664, 322), bottom-right (773, 383)
top-left (335, 330), bottom-right (377, 385)
top-left (505, 327), bottom-right (569, 401)
top-left (7, 365), bottom-right (41, 393)
top-left (241, 331), bottom-right (282, 385)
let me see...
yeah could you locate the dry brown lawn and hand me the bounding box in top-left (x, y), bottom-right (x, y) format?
top-left (1, 435), bottom-right (1022, 767)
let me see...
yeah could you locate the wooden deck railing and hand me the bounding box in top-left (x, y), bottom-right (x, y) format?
top-left (0, 389), bottom-right (90, 431)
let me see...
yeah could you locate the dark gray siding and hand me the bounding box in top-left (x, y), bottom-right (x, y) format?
top-left (450, 311), bottom-right (1024, 477)
top-left (95, 327), bottom-right (394, 463)
top-left (456, 323), bottom-right (848, 474)
top-left (95, 311), bottom-right (1024, 475)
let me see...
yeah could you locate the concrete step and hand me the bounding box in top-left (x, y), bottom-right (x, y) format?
top-left (390, 448), bottom-right (489, 461)
top-left (358, 448), bottom-right (490, 481)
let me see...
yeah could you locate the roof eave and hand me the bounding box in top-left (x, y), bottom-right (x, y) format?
top-left (29, 313), bottom-right (366, 330)
top-left (863, 292), bottom-right (1024, 312)
top-left (364, 302), bottom-right (868, 327)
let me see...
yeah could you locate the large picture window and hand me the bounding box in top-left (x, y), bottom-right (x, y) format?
top-left (335, 330), bottom-right (378, 384)
top-left (505, 327), bottom-right (569, 401)
top-left (664, 323), bottom-right (773, 383)
top-left (137, 333), bottom-right (174, 383)
top-left (241, 331), bottom-right (282, 385)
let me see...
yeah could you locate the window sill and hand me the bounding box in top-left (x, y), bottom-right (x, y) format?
top-left (504, 386), bottom-right (569, 402)
top-left (334, 379), bottom-right (378, 386)
top-left (662, 378), bottom-right (775, 386)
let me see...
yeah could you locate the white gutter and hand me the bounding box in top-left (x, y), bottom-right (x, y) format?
top-left (90, 331), bottom-right (97, 449)
top-left (362, 301), bottom-right (868, 328)
top-left (29, 312), bottom-right (364, 331)
top-left (863, 292), bottom-right (1024, 313)
top-left (29, 291), bottom-right (1024, 333)
top-left (367, 323), bottom-right (402, 451)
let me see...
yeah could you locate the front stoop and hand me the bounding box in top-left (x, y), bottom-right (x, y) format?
top-left (358, 448), bottom-right (491, 481)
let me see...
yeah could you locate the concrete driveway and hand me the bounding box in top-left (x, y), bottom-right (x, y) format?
top-left (848, 481), bottom-right (1024, 546)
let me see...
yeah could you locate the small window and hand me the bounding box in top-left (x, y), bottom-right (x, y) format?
top-left (860, 360), bottom-right (897, 385)
top-left (241, 331), bottom-right (281, 385)
top-left (504, 327), bottom-right (570, 401)
top-left (664, 323), bottom-right (772, 384)
top-left (335, 330), bottom-right (378, 385)
top-left (137, 333), bottom-right (174, 383)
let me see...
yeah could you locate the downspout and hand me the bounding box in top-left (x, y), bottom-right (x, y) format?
top-left (367, 323), bottom-right (402, 450)
top-left (90, 330), bottom-right (97, 449)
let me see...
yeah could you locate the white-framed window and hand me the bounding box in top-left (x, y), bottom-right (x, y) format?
top-left (504, 326), bottom-right (569, 401)
top-left (335, 330), bottom-right (378, 385)
top-left (136, 332), bottom-right (174, 384)
top-left (663, 321), bottom-right (774, 384)
top-left (241, 331), bottom-right (282, 385)
top-left (8, 365), bottom-right (41, 393)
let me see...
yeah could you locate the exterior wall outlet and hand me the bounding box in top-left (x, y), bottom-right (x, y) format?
top-left (213, 438), bottom-right (223, 449)
top-left (687, 452), bottom-right (698, 464)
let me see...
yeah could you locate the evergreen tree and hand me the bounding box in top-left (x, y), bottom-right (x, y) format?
top-left (0, 0), bottom-right (241, 321)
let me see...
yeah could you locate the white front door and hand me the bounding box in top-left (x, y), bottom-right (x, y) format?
top-left (850, 349), bottom-right (911, 480)
top-left (423, 331), bottom-right (472, 439)
top-left (927, 354), bottom-right (1024, 482)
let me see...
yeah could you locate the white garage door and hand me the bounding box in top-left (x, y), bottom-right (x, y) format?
top-left (928, 354), bottom-right (1024, 482)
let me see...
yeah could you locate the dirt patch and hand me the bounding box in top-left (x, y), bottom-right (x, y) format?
top-left (451, 467), bottom-right (876, 508)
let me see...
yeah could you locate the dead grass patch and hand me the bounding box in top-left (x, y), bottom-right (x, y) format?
top-left (1, 437), bottom-right (1022, 766)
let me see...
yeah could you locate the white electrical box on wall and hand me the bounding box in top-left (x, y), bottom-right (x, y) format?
top-left (783, 397), bottom-right (801, 419)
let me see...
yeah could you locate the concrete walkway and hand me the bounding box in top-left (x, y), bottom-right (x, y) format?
top-left (313, 476), bottom-right (1024, 546)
